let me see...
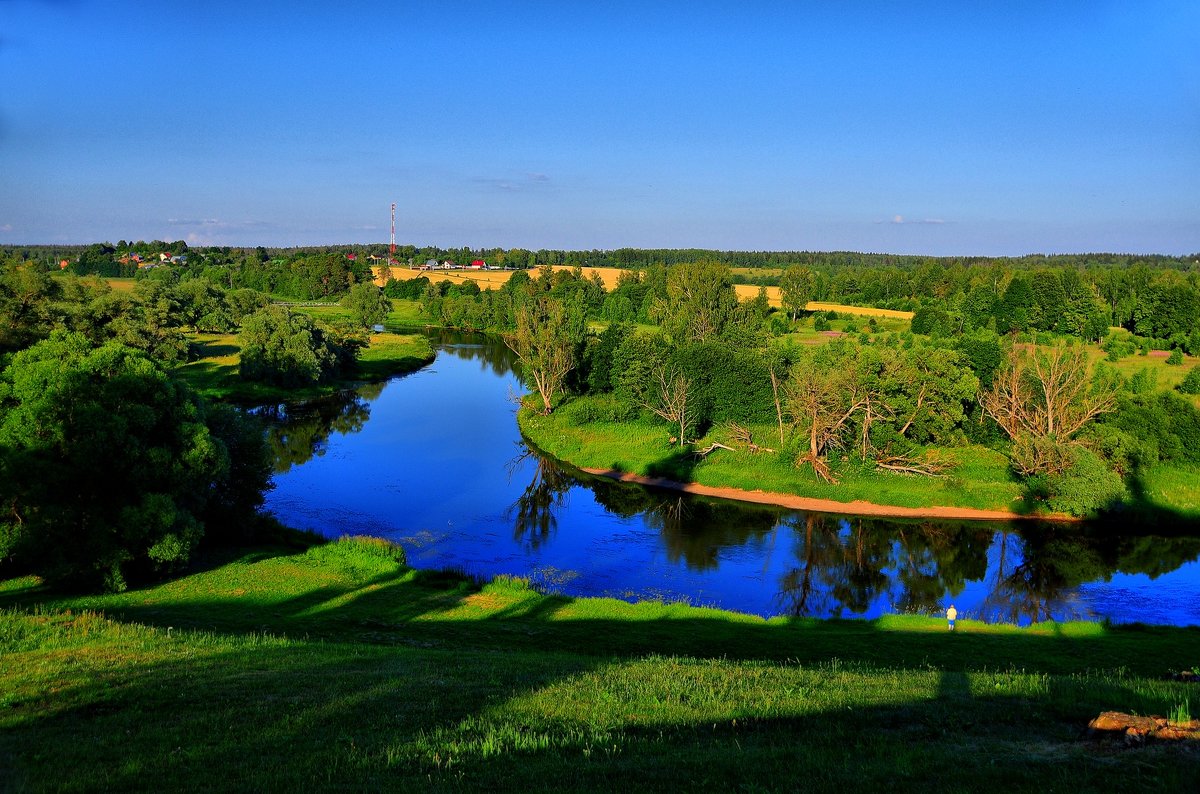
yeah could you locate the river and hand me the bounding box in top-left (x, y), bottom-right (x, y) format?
top-left (264, 330), bottom-right (1200, 626)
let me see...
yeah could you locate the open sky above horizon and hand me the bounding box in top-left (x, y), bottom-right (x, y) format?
top-left (2, 1), bottom-right (1198, 256)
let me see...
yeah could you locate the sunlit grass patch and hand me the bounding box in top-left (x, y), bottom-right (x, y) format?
top-left (1139, 464), bottom-right (1200, 515)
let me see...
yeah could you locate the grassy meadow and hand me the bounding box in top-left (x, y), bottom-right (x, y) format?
top-left (2, 537), bottom-right (1198, 792)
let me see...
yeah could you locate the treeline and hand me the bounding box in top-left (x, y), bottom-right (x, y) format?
top-left (486, 263), bottom-right (1200, 518)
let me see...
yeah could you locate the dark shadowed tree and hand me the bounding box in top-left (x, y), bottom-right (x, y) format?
top-left (0, 332), bottom-right (270, 591)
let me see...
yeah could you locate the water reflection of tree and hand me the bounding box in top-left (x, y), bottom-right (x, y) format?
top-left (643, 496), bottom-right (779, 571)
top-left (775, 516), bottom-right (995, 619)
top-left (507, 448), bottom-right (572, 550)
top-left (777, 514), bottom-right (843, 617)
top-left (890, 521), bottom-right (992, 616)
top-left (260, 390), bottom-right (372, 473)
top-left (980, 530), bottom-right (1092, 623)
top-left (433, 331), bottom-right (521, 379)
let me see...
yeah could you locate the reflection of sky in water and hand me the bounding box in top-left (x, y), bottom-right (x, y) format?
top-left (265, 333), bottom-right (1200, 627)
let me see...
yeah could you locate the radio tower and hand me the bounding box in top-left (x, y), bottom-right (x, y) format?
top-left (389, 202), bottom-right (396, 262)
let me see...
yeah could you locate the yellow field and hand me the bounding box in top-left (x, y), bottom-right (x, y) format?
top-left (378, 267), bottom-right (913, 319)
top-left (376, 264), bottom-right (627, 290)
top-left (804, 300), bottom-right (913, 320)
top-left (102, 277), bottom-right (137, 292)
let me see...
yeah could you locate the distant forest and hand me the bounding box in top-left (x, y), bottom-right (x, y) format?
top-left (5, 241), bottom-right (1198, 344)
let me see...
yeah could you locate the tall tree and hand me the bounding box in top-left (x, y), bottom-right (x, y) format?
top-left (341, 280), bottom-right (392, 329)
top-left (779, 267), bottom-right (815, 321)
top-left (980, 343), bottom-right (1117, 474)
top-left (652, 261), bottom-right (739, 343)
top-left (0, 332), bottom-right (270, 591)
top-left (506, 294), bottom-right (585, 414)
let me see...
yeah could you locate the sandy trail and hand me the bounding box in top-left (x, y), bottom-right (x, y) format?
top-left (579, 467), bottom-right (1067, 522)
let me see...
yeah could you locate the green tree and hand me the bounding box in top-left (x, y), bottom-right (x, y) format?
top-left (994, 275), bottom-right (1033, 335)
top-left (652, 261), bottom-right (739, 343)
top-left (174, 278), bottom-right (234, 332)
top-left (239, 306), bottom-right (343, 387)
top-left (341, 280), bottom-right (392, 329)
top-left (779, 267), bottom-right (815, 322)
top-left (0, 332), bottom-right (269, 591)
top-left (0, 263), bottom-right (60, 352)
top-left (506, 294), bottom-right (586, 414)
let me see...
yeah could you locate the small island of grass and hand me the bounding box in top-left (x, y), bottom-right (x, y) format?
top-left (175, 329), bottom-right (435, 402)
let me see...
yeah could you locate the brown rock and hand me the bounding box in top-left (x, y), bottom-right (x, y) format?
top-left (1088, 711), bottom-right (1160, 736)
top-left (1088, 711), bottom-right (1200, 744)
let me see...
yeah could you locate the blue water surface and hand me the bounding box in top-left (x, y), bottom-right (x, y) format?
top-left (265, 333), bottom-right (1200, 626)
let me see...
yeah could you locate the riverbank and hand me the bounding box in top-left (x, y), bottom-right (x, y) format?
top-left (577, 466), bottom-right (1061, 521)
top-left (2, 536), bottom-right (1197, 791)
top-left (174, 331), bottom-right (435, 402)
top-left (517, 402), bottom-right (1048, 518)
top-left (519, 403), bottom-right (1200, 523)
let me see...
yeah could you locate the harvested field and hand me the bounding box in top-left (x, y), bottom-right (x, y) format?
top-left (380, 267), bottom-right (914, 319)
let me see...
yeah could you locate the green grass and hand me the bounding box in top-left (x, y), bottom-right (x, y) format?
top-left (173, 330), bottom-right (434, 402)
top-left (1137, 464), bottom-right (1200, 517)
top-left (3, 538), bottom-right (1198, 791)
top-left (383, 298), bottom-right (428, 329)
top-left (520, 403), bottom-right (1026, 514)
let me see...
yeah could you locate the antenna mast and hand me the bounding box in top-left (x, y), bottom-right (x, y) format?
top-left (389, 202), bottom-right (396, 259)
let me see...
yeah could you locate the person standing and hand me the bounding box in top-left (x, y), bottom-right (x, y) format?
top-left (946, 604), bottom-right (958, 631)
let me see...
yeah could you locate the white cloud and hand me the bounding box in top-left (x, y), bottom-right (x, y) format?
top-left (884, 215), bottom-right (948, 226)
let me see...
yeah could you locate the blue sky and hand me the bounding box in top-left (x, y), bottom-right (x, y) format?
top-left (1, 1), bottom-right (1197, 255)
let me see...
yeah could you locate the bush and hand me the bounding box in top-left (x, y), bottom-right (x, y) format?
top-left (1180, 366), bottom-right (1200, 395)
top-left (383, 276), bottom-right (431, 301)
top-left (1166, 348), bottom-right (1184, 366)
top-left (1035, 448), bottom-right (1126, 517)
top-left (1080, 424), bottom-right (1154, 476)
top-left (557, 394), bottom-right (636, 425)
top-left (1104, 392), bottom-right (1200, 465)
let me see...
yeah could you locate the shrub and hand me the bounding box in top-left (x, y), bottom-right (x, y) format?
top-left (1037, 448), bottom-right (1126, 517)
top-left (384, 276), bottom-right (431, 301)
top-left (1166, 348), bottom-right (1184, 366)
top-left (1105, 392), bottom-right (1200, 465)
top-left (557, 394), bottom-right (635, 425)
top-left (1128, 367), bottom-right (1158, 395)
top-left (1180, 366), bottom-right (1200, 395)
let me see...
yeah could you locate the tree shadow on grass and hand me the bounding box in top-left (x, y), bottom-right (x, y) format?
top-left (1094, 469), bottom-right (1200, 535)
top-left (4, 611), bottom-right (1198, 792)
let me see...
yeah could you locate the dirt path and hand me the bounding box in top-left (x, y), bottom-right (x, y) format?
top-left (579, 467), bottom-right (1068, 521)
